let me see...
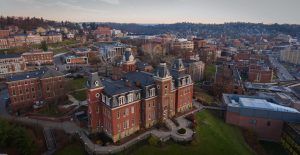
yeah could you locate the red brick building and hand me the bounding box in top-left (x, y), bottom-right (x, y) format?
top-left (197, 44), bottom-right (221, 64)
top-left (0, 54), bottom-right (27, 77)
top-left (232, 50), bottom-right (273, 83)
top-left (87, 56), bottom-right (194, 142)
top-left (6, 67), bottom-right (65, 112)
top-left (0, 30), bottom-right (10, 38)
top-left (94, 26), bottom-right (112, 38)
top-left (65, 55), bottom-right (88, 64)
top-left (21, 50), bottom-right (54, 65)
top-left (214, 65), bottom-right (244, 97)
top-left (248, 64), bottom-right (273, 83)
top-left (223, 94), bottom-right (300, 141)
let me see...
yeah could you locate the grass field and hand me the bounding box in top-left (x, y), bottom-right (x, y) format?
top-left (193, 87), bottom-right (215, 105)
top-left (260, 141), bottom-right (289, 155)
top-left (124, 110), bottom-right (254, 155)
top-left (38, 104), bottom-right (65, 117)
top-left (71, 89), bottom-right (87, 101)
top-left (54, 142), bottom-right (86, 155)
top-left (70, 78), bottom-right (87, 90)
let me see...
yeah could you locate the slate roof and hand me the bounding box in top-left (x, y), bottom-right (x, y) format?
top-left (154, 63), bottom-right (170, 78)
top-left (124, 71), bottom-right (155, 87)
top-left (136, 61), bottom-right (151, 70)
top-left (0, 53), bottom-right (22, 59)
top-left (87, 72), bottom-right (102, 89)
top-left (7, 67), bottom-right (63, 82)
top-left (102, 79), bottom-right (140, 96)
top-left (171, 59), bottom-right (185, 71)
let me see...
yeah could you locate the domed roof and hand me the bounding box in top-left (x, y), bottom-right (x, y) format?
top-left (123, 48), bottom-right (134, 62)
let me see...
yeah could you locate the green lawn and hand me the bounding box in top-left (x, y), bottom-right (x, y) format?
top-left (49, 39), bottom-right (79, 48)
top-left (52, 48), bottom-right (69, 55)
top-left (204, 64), bottom-right (216, 81)
top-left (70, 78), bottom-right (87, 90)
top-left (194, 88), bottom-right (215, 105)
top-left (54, 143), bottom-right (86, 155)
top-left (125, 110), bottom-right (254, 155)
top-left (260, 141), bottom-right (288, 155)
top-left (71, 89), bottom-right (87, 101)
top-left (38, 104), bottom-right (65, 117)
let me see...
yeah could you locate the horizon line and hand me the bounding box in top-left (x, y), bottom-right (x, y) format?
top-left (1, 15), bottom-right (300, 25)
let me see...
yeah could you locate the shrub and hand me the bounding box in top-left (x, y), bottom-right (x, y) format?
top-left (177, 128), bottom-right (186, 135)
top-left (148, 136), bottom-right (160, 146)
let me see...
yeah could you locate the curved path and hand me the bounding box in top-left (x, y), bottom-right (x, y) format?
top-left (0, 97), bottom-right (204, 155)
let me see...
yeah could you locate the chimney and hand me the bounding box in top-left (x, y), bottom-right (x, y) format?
top-left (135, 80), bottom-right (141, 87)
top-left (125, 80), bottom-right (131, 87)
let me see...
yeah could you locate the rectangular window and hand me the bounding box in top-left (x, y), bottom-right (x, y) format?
top-left (131, 106), bottom-right (134, 114)
top-left (132, 118), bottom-right (135, 127)
top-left (149, 88), bottom-right (155, 97)
top-left (117, 111), bottom-right (120, 119)
top-left (119, 96), bottom-right (125, 105)
top-left (117, 124), bottom-right (120, 132)
top-left (96, 106), bottom-right (99, 113)
top-left (164, 85), bottom-right (168, 94)
top-left (125, 108), bottom-right (129, 116)
top-left (127, 93), bottom-right (133, 103)
top-left (102, 94), bottom-right (105, 103)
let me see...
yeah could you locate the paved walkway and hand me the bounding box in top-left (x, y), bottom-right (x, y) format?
top-left (43, 127), bottom-right (57, 155)
top-left (62, 94), bottom-right (87, 109)
top-left (0, 98), bottom-right (204, 155)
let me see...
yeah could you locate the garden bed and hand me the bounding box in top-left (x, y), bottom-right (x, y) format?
top-left (177, 128), bottom-right (186, 135)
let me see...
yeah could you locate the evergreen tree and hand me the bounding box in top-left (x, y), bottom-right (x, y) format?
top-left (41, 41), bottom-right (48, 51)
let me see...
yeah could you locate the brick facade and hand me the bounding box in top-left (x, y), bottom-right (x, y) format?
top-left (87, 59), bottom-right (194, 143)
top-left (6, 68), bottom-right (65, 112)
top-left (22, 51), bottom-right (54, 65)
top-left (0, 54), bottom-right (27, 76)
top-left (226, 111), bottom-right (283, 141)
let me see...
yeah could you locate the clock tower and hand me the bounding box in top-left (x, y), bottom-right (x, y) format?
top-left (87, 72), bottom-right (104, 132)
top-left (154, 63), bottom-right (176, 121)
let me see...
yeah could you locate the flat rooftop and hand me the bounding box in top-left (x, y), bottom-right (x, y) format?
top-left (223, 94), bottom-right (300, 122)
top-left (238, 97), bottom-right (299, 113)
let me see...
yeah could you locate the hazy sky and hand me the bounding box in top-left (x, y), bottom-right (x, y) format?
top-left (1, 0), bottom-right (300, 24)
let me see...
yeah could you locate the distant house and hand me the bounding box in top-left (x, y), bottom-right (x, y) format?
top-left (0, 54), bottom-right (27, 77)
top-left (21, 50), bottom-right (54, 65)
top-left (93, 42), bottom-right (129, 63)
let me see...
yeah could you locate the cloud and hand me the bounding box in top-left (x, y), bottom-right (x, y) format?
top-left (52, 1), bottom-right (106, 13)
top-left (94, 0), bottom-right (120, 5)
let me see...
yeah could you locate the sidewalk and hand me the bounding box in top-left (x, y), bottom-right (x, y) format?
top-left (0, 100), bottom-right (204, 155)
